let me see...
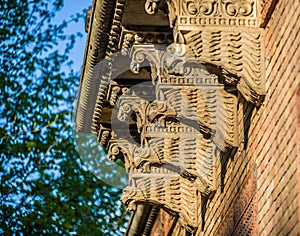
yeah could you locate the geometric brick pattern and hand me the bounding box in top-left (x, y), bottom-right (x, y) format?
top-left (216, 170), bottom-right (257, 236)
top-left (232, 195), bottom-right (258, 236)
top-left (257, 0), bottom-right (300, 235)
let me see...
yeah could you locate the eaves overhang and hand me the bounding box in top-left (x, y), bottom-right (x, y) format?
top-left (74, 1), bottom-right (158, 233)
top-left (75, 0), bottom-right (117, 134)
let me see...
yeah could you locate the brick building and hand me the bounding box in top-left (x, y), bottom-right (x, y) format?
top-left (75, 0), bottom-right (300, 235)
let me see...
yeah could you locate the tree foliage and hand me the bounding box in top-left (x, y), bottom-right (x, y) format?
top-left (0, 0), bottom-right (128, 234)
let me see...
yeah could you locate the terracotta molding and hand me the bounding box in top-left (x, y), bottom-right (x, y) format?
top-left (75, 0), bottom-right (117, 133)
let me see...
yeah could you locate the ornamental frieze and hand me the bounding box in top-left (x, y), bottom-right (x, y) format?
top-left (146, 0), bottom-right (259, 27)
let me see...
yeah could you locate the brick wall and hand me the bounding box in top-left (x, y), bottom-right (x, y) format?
top-left (199, 97), bottom-right (259, 236)
top-left (256, 0), bottom-right (299, 235)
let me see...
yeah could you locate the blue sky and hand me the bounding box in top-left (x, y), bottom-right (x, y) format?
top-left (55, 0), bottom-right (91, 72)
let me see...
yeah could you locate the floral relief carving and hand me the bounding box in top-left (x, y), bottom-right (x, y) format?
top-left (221, 0), bottom-right (255, 17)
top-left (180, 0), bottom-right (255, 17)
top-left (158, 0), bottom-right (259, 27)
top-left (182, 0), bottom-right (218, 16)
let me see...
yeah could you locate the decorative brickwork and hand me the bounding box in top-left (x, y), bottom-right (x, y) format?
top-left (232, 195), bottom-right (258, 236)
top-left (215, 170), bottom-right (257, 236)
top-left (256, 0), bottom-right (300, 234)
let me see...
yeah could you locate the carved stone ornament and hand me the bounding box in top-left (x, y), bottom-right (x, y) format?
top-left (103, 41), bottom-right (241, 230)
top-left (184, 29), bottom-right (265, 104)
top-left (85, 0), bottom-right (266, 232)
top-left (166, 0), bottom-right (259, 28)
top-left (106, 0), bottom-right (265, 231)
top-left (145, 0), bottom-right (266, 105)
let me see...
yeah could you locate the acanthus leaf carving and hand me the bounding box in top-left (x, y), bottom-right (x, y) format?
top-left (130, 44), bottom-right (166, 82)
top-left (107, 138), bottom-right (138, 170)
